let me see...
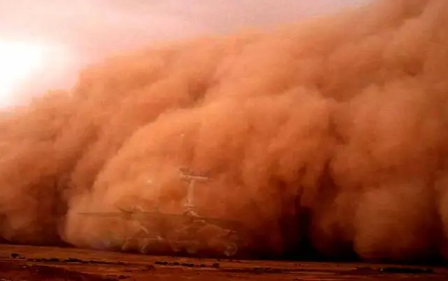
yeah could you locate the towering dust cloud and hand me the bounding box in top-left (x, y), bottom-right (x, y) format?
top-left (1, 0), bottom-right (448, 263)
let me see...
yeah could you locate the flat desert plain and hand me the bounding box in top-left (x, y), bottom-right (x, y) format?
top-left (0, 244), bottom-right (446, 281)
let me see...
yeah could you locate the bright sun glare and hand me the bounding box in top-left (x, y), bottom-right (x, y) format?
top-left (0, 40), bottom-right (46, 104)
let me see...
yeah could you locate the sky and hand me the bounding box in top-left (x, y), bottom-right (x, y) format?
top-left (0, 0), bottom-right (372, 105)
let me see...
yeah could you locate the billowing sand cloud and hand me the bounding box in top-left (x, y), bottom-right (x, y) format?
top-left (1, 0), bottom-right (448, 263)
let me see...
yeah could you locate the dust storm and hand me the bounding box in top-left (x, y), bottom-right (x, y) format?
top-left (0, 0), bottom-right (448, 263)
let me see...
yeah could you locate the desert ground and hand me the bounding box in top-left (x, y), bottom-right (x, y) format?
top-left (0, 244), bottom-right (446, 281)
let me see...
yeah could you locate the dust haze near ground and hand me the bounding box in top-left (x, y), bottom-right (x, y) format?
top-left (1, 0), bottom-right (448, 264)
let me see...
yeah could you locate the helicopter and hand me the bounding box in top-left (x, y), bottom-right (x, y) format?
top-left (77, 168), bottom-right (244, 257)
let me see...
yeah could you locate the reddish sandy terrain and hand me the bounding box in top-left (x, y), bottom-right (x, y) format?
top-left (0, 244), bottom-right (445, 281)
